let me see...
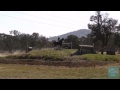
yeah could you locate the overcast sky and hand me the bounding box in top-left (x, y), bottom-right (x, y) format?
top-left (0, 11), bottom-right (120, 38)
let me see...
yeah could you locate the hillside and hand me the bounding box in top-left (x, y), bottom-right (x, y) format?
top-left (48, 29), bottom-right (91, 41)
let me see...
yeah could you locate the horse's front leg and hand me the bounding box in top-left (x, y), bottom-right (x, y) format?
top-left (59, 45), bottom-right (62, 50)
top-left (54, 45), bottom-right (57, 50)
top-left (54, 46), bottom-right (56, 50)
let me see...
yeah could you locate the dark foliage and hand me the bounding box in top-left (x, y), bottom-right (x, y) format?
top-left (0, 30), bottom-right (52, 52)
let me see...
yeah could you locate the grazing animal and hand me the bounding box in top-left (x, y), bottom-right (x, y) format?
top-left (53, 38), bottom-right (64, 50)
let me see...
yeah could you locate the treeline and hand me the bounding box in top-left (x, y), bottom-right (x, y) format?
top-left (87, 11), bottom-right (120, 54)
top-left (66, 11), bottom-right (120, 53)
top-left (0, 30), bottom-right (52, 52)
top-left (1, 11), bottom-right (120, 54)
top-left (63, 35), bottom-right (93, 49)
top-left (63, 11), bottom-right (120, 52)
top-left (64, 32), bottom-right (120, 53)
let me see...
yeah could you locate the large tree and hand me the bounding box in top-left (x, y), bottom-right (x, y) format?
top-left (114, 24), bottom-right (120, 51)
top-left (64, 35), bottom-right (80, 49)
top-left (79, 35), bottom-right (93, 45)
top-left (88, 11), bottom-right (118, 54)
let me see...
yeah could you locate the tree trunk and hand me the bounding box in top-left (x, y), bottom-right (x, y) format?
top-left (101, 45), bottom-right (104, 54)
top-left (101, 49), bottom-right (103, 54)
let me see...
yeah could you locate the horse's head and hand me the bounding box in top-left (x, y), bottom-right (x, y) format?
top-left (58, 38), bottom-right (64, 44)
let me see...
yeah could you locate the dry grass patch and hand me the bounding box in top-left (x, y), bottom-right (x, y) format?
top-left (0, 63), bottom-right (119, 79)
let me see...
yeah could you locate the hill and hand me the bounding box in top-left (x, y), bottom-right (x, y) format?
top-left (48, 29), bottom-right (91, 41)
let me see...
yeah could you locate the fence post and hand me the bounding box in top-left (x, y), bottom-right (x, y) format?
top-left (71, 42), bottom-right (72, 49)
top-left (26, 41), bottom-right (28, 53)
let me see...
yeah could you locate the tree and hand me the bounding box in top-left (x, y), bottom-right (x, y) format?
top-left (114, 24), bottom-right (120, 52)
top-left (88, 11), bottom-right (118, 54)
top-left (79, 35), bottom-right (93, 45)
top-left (64, 35), bottom-right (80, 49)
top-left (0, 30), bottom-right (53, 52)
top-left (9, 30), bottom-right (21, 36)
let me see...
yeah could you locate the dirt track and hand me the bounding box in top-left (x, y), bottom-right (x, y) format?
top-left (0, 53), bottom-right (11, 57)
top-left (0, 51), bottom-right (25, 57)
top-left (0, 51), bottom-right (117, 67)
top-left (0, 59), bottom-right (116, 67)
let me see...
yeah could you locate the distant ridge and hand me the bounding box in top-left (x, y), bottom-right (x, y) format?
top-left (48, 29), bottom-right (91, 41)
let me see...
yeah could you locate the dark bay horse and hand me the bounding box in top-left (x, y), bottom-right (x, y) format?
top-left (53, 38), bottom-right (64, 49)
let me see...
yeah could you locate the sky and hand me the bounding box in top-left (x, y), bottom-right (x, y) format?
top-left (0, 11), bottom-right (120, 38)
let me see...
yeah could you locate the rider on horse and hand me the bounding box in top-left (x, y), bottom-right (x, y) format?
top-left (53, 37), bottom-right (64, 50)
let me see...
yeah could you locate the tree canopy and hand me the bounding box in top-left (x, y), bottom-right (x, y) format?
top-left (0, 30), bottom-right (52, 52)
top-left (88, 11), bottom-right (118, 54)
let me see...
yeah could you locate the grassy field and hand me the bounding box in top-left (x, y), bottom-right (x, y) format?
top-left (5, 49), bottom-right (77, 60)
top-left (81, 54), bottom-right (120, 62)
top-left (3, 49), bottom-right (120, 63)
top-left (0, 63), bottom-right (119, 79)
top-left (0, 49), bottom-right (120, 79)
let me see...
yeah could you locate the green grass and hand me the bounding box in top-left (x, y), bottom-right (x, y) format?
top-left (81, 54), bottom-right (120, 62)
top-left (0, 63), bottom-right (119, 79)
top-left (6, 49), bottom-right (77, 60)
top-left (3, 49), bottom-right (120, 62)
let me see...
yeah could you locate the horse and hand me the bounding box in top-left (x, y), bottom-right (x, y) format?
top-left (53, 38), bottom-right (64, 50)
